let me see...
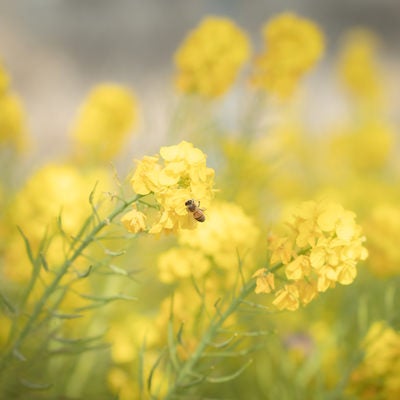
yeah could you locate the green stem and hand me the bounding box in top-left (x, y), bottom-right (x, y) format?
top-left (164, 279), bottom-right (256, 399)
top-left (0, 195), bottom-right (142, 373)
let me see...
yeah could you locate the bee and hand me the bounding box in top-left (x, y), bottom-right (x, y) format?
top-left (185, 199), bottom-right (206, 222)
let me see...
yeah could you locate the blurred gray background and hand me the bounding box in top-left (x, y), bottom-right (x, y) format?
top-left (1, 0), bottom-right (399, 166)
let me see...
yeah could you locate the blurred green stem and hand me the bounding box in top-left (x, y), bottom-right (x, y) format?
top-left (164, 278), bottom-right (257, 399)
top-left (0, 194), bottom-right (143, 373)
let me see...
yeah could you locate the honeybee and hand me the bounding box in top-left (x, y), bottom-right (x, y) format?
top-left (185, 199), bottom-right (206, 222)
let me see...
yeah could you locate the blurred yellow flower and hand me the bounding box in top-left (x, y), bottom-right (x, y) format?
top-left (0, 61), bottom-right (28, 152)
top-left (255, 200), bottom-right (368, 311)
top-left (174, 16), bottom-right (250, 97)
top-left (363, 205), bottom-right (400, 277)
top-left (157, 247), bottom-right (211, 283)
top-left (70, 83), bottom-right (138, 162)
top-left (178, 201), bottom-right (260, 272)
top-left (126, 141), bottom-right (215, 234)
top-left (3, 163), bottom-right (114, 282)
top-left (251, 13), bottom-right (324, 98)
top-left (337, 29), bottom-right (383, 105)
top-left (349, 321), bottom-right (400, 399)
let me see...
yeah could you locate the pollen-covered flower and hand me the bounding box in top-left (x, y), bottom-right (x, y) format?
top-left (251, 13), bottom-right (324, 98)
top-left (126, 141), bottom-right (215, 234)
top-left (349, 321), bottom-right (400, 399)
top-left (174, 16), bottom-right (250, 97)
top-left (254, 200), bottom-right (368, 311)
top-left (70, 83), bottom-right (138, 162)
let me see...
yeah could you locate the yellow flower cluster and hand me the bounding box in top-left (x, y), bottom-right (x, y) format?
top-left (254, 200), bottom-right (368, 311)
top-left (251, 13), bottom-right (324, 98)
top-left (0, 61), bottom-right (28, 152)
top-left (4, 163), bottom-right (113, 282)
top-left (70, 83), bottom-right (138, 162)
top-left (174, 16), bottom-right (250, 97)
top-left (338, 29), bottom-right (383, 104)
top-left (123, 141), bottom-right (215, 234)
top-left (179, 201), bottom-right (260, 272)
top-left (349, 322), bottom-right (400, 399)
top-left (157, 201), bottom-right (260, 283)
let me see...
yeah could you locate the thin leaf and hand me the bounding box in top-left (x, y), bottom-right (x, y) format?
top-left (208, 335), bottom-right (236, 349)
top-left (51, 311), bottom-right (83, 319)
top-left (17, 226), bottom-right (36, 268)
top-left (105, 249), bottom-right (126, 257)
top-left (19, 379), bottom-right (53, 390)
top-left (13, 347), bottom-right (26, 361)
top-left (147, 347), bottom-right (167, 392)
top-left (167, 318), bottom-right (181, 371)
top-left (39, 252), bottom-right (49, 272)
top-left (108, 264), bottom-right (129, 276)
top-left (206, 358), bottom-right (253, 383)
top-left (76, 265), bottom-right (93, 278)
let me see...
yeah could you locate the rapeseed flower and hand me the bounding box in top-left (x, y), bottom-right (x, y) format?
top-left (3, 163), bottom-right (113, 282)
top-left (254, 200), bottom-right (368, 311)
top-left (363, 205), bottom-right (400, 277)
top-left (70, 83), bottom-right (138, 162)
top-left (338, 29), bottom-right (383, 105)
top-left (126, 141), bottom-right (215, 234)
top-left (0, 61), bottom-right (28, 152)
top-left (251, 13), bottom-right (324, 98)
top-left (178, 201), bottom-right (260, 273)
top-left (174, 16), bottom-right (250, 97)
top-left (349, 321), bottom-right (400, 399)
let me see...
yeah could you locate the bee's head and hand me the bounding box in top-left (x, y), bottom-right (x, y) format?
top-left (185, 199), bottom-right (194, 206)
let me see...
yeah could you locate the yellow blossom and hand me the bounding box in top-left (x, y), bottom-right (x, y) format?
top-left (337, 29), bottom-right (383, 105)
top-left (272, 284), bottom-right (300, 311)
top-left (120, 206), bottom-right (147, 233)
top-left (178, 201), bottom-right (260, 272)
top-left (251, 13), bottom-right (324, 98)
top-left (174, 16), bottom-right (250, 97)
top-left (349, 322), bottom-right (400, 399)
top-left (70, 83), bottom-right (138, 162)
top-left (157, 247), bottom-right (211, 283)
top-left (363, 205), bottom-right (400, 277)
top-left (0, 90), bottom-right (28, 152)
top-left (252, 268), bottom-right (275, 294)
top-left (256, 200), bottom-right (367, 311)
top-left (128, 141), bottom-right (215, 234)
top-left (3, 163), bottom-right (114, 282)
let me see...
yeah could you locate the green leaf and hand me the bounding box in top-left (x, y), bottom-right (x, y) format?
top-left (206, 358), bottom-right (253, 383)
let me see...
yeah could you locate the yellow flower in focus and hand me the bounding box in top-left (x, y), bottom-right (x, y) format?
top-left (338, 29), bottom-right (383, 105)
top-left (251, 13), bottom-right (324, 98)
top-left (255, 200), bottom-right (367, 311)
top-left (120, 206), bottom-right (147, 233)
top-left (364, 205), bottom-right (400, 277)
top-left (71, 83), bottom-right (138, 162)
top-left (157, 247), bottom-right (211, 283)
top-left (126, 141), bottom-right (215, 234)
top-left (349, 322), bottom-right (400, 399)
top-left (174, 16), bottom-right (250, 97)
